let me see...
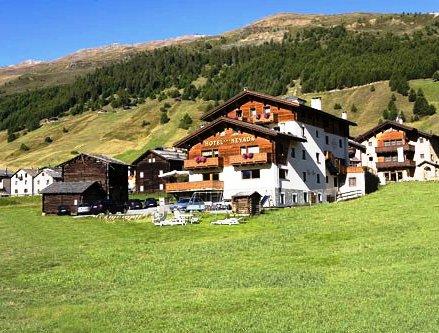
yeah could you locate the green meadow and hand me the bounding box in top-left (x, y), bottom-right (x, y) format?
top-left (1, 182), bottom-right (438, 332)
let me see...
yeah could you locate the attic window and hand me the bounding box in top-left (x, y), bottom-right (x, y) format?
top-left (250, 108), bottom-right (257, 117)
top-left (264, 105), bottom-right (271, 113)
top-left (236, 110), bottom-right (243, 118)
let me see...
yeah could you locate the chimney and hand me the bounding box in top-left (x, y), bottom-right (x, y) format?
top-left (341, 111), bottom-right (348, 120)
top-left (396, 115), bottom-right (404, 124)
top-left (311, 97), bottom-right (322, 110)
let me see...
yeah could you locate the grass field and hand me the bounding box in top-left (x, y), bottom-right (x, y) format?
top-left (1, 182), bottom-right (438, 332)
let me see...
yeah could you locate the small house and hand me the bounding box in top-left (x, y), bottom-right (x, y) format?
top-left (232, 191), bottom-right (262, 215)
top-left (41, 181), bottom-right (106, 214)
top-left (34, 168), bottom-right (62, 195)
top-left (10, 169), bottom-right (39, 196)
top-left (0, 169), bottom-right (13, 196)
top-left (132, 148), bottom-right (186, 193)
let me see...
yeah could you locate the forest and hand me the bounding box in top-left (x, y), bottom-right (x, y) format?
top-left (1, 23), bottom-right (439, 138)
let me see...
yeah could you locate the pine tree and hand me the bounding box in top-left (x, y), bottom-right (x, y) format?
top-left (334, 103), bottom-right (342, 110)
top-left (178, 113), bottom-right (193, 130)
top-left (160, 112), bottom-right (170, 124)
top-left (433, 70), bottom-right (439, 82)
top-left (351, 104), bottom-right (358, 113)
top-left (408, 88), bottom-right (417, 102)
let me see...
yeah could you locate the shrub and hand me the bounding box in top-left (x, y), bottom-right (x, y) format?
top-left (433, 70), bottom-right (439, 82)
top-left (160, 112), bottom-right (170, 124)
top-left (334, 103), bottom-right (342, 110)
top-left (20, 143), bottom-right (30, 152)
top-left (7, 130), bottom-right (16, 143)
top-left (163, 102), bottom-right (172, 109)
top-left (408, 88), bottom-right (417, 102)
top-left (370, 85), bottom-right (375, 92)
top-left (351, 104), bottom-right (358, 113)
top-left (141, 120), bottom-right (150, 127)
top-left (62, 127), bottom-right (69, 133)
top-left (178, 113), bottom-right (193, 130)
top-left (44, 136), bottom-right (53, 143)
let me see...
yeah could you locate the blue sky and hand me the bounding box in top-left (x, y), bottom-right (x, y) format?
top-left (0, 0), bottom-right (438, 66)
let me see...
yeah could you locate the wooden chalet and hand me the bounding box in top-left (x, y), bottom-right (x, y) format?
top-left (58, 153), bottom-right (129, 204)
top-left (132, 148), bottom-right (187, 193)
top-left (232, 191), bottom-right (262, 215)
top-left (41, 181), bottom-right (106, 214)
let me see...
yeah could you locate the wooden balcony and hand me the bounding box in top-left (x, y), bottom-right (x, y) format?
top-left (251, 113), bottom-right (278, 124)
top-left (346, 166), bottom-right (366, 173)
top-left (229, 152), bottom-right (272, 165)
top-left (376, 160), bottom-right (416, 170)
top-left (375, 144), bottom-right (415, 154)
top-left (184, 157), bottom-right (224, 170)
top-left (166, 180), bottom-right (224, 193)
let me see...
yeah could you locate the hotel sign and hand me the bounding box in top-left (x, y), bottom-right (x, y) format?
top-left (203, 135), bottom-right (256, 147)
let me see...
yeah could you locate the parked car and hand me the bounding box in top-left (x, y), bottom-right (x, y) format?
top-left (170, 197), bottom-right (191, 211)
top-left (212, 200), bottom-right (232, 211)
top-left (186, 199), bottom-right (205, 212)
top-left (57, 205), bottom-right (70, 216)
top-left (91, 200), bottom-right (124, 214)
top-left (77, 203), bottom-right (92, 215)
top-left (143, 198), bottom-right (158, 208)
top-left (126, 199), bottom-right (143, 210)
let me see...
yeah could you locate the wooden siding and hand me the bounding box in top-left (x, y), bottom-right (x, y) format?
top-left (166, 180), bottom-right (224, 193)
top-left (187, 128), bottom-right (275, 167)
top-left (134, 152), bottom-right (184, 193)
top-left (62, 154), bottom-right (128, 203)
top-left (226, 100), bottom-right (295, 124)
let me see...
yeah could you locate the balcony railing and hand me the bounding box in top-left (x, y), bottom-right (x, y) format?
top-left (251, 113), bottom-right (278, 124)
top-left (375, 144), bottom-right (415, 154)
top-left (376, 160), bottom-right (416, 170)
top-left (229, 152), bottom-right (271, 165)
top-left (184, 157), bottom-right (224, 170)
top-left (166, 180), bottom-right (224, 193)
top-left (346, 166), bottom-right (366, 173)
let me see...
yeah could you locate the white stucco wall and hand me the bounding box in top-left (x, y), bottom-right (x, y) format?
top-left (33, 170), bottom-right (58, 195)
top-left (10, 170), bottom-right (34, 196)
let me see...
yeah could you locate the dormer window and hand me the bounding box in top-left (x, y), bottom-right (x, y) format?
top-left (264, 105), bottom-right (271, 114)
top-left (250, 108), bottom-right (257, 117)
top-left (236, 110), bottom-right (243, 119)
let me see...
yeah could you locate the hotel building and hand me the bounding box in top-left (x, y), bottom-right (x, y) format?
top-left (166, 90), bottom-right (365, 206)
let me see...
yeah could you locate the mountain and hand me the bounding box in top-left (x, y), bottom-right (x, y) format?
top-left (1, 12), bottom-right (439, 169)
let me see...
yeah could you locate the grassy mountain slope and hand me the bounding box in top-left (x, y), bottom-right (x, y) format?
top-left (1, 182), bottom-right (438, 331)
top-left (1, 79), bottom-right (438, 169)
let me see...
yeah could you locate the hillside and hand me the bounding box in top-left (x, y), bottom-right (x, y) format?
top-left (1, 182), bottom-right (438, 331)
top-left (1, 78), bottom-right (438, 169)
top-left (1, 12), bottom-right (437, 96)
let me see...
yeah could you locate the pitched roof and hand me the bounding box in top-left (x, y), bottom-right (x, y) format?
top-left (0, 169), bottom-right (13, 178)
top-left (11, 168), bottom-right (39, 178)
top-left (132, 148), bottom-right (187, 165)
top-left (41, 181), bottom-right (100, 194)
top-left (348, 139), bottom-right (366, 152)
top-left (59, 153), bottom-right (129, 167)
top-left (173, 116), bottom-right (306, 148)
top-left (36, 168), bottom-right (62, 179)
top-left (232, 191), bottom-right (261, 198)
top-left (201, 89), bottom-right (356, 126)
top-left (356, 121), bottom-right (439, 143)
top-left (417, 160), bottom-right (439, 168)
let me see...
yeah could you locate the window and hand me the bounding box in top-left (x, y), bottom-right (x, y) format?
top-left (202, 150), bottom-right (213, 157)
top-left (420, 138), bottom-right (424, 143)
top-left (302, 172), bottom-right (307, 182)
top-left (316, 152), bottom-right (320, 164)
top-left (236, 109), bottom-right (242, 118)
top-left (148, 158), bottom-right (152, 163)
top-left (46, 180), bottom-right (49, 185)
top-left (264, 105), bottom-right (271, 114)
top-left (247, 146), bottom-right (260, 154)
top-left (315, 130), bottom-right (319, 138)
top-left (74, 199), bottom-right (78, 205)
top-left (159, 170), bottom-right (163, 175)
top-left (280, 193), bottom-right (285, 205)
top-left (348, 177), bottom-right (357, 187)
top-left (241, 169), bottom-right (260, 179)
top-left (14, 189), bottom-right (18, 194)
top-left (334, 177), bottom-right (338, 187)
top-left (301, 125), bottom-right (306, 137)
top-left (152, 158), bottom-right (156, 162)
top-left (203, 173), bottom-right (210, 181)
top-left (15, 181), bottom-right (18, 185)
top-left (318, 193), bottom-right (322, 203)
top-left (368, 141), bottom-right (373, 147)
top-left (369, 156), bottom-right (373, 162)
top-left (303, 192), bottom-right (308, 203)
top-left (279, 169), bottom-right (288, 179)
top-left (37, 180), bottom-right (40, 185)
top-left (316, 174), bottom-right (320, 183)
top-left (420, 154), bottom-right (425, 159)
top-left (325, 136), bottom-right (329, 145)
top-left (339, 139), bottom-right (343, 148)
top-left (250, 108), bottom-right (257, 117)
top-left (139, 172), bottom-right (144, 178)
top-left (24, 189), bottom-right (28, 193)
top-left (140, 185), bottom-right (144, 192)
top-left (291, 148), bottom-right (295, 158)
top-left (159, 184), bottom-right (164, 190)
top-left (212, 173), bottom-right (219, 181)
top-left (302, 150), bottom-right (306, 160)
top-left (292, 194), bottom-right (298, 204)
top-left (326, 176), bottom-right (328, 183)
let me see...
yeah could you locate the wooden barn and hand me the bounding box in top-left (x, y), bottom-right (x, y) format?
top-left (59, 153), bottom-right (129, 204)
top-left (232, 191), bottom-right (262, 215)
top-left (41, 181), bottom-right (105, 214)
top-left (132, 148), bottom-right (186, 193)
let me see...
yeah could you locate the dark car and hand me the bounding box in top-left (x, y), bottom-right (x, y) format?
top-left (143, 198), bottom-right (158, 208)
top-left (91, 200), bottom-right (125, 214)
top-left (57, 205), bottom-right (70, 216)
top-left (126, 199), bottom-right (143, 210)
top-left (170, 197), bottom-right (191, 211)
